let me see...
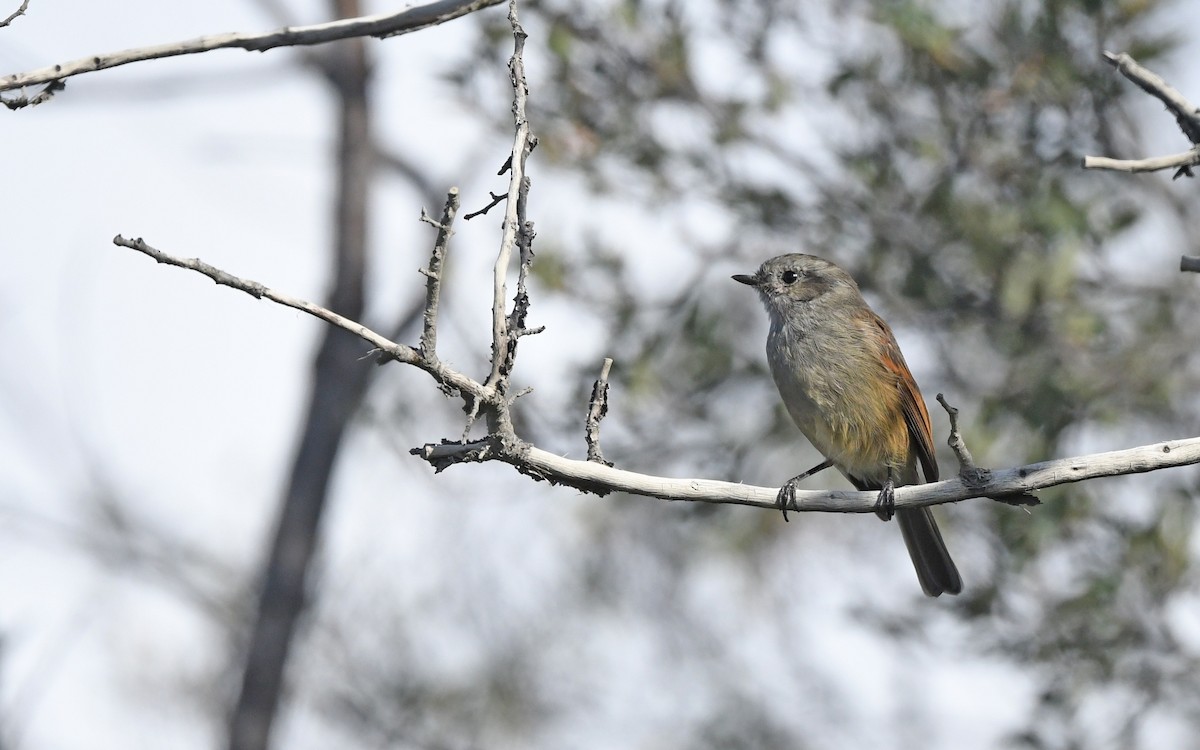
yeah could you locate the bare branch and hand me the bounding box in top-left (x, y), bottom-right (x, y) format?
top-left (0, 0), bottom-right (503, 93)
top-left (506, 191), bottom-right (538, 335)
top-left (1082, 149), bottom-right (1200, 174)
top-left (1104, 51), bottom-right (1200, 142)
top-left (111, 235), bottom-right (488, 403)
top-left (0, 0), bottom-right (30, 28)
top-left (1082, 51), bottom-right (1200, 175)
top-left (413, 437), bottom-right (1200, 512)
top-left (418, 188), bottom-right (460, 362)
top-left (935, 393), bottom-right (978, 473)
top-left (461, 395), bottom-right (482, 442)
top-left (481, 0), bottom-right (539, 445)
top-left (487, 3), bottom-right (534, 390)
top-left (464, 190), bottom-right (505, 220)
top-left (936, 394), bottom-right (1038, 507)
top-left (0, 79), bottom-right (63, 110)
top-left (585, 358), bottom-right (614, 466)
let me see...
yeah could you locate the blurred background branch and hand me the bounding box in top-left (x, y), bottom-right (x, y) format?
top-left (222, 0), bottom-right (378, 747)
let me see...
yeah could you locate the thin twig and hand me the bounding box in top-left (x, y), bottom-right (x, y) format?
top-left (111, 235), bottom-right (488, 402)
top-left (503, 178), bottom-right (540, 365)
top-left (0, 80), bottom-right (64, 110)
top-left (1082, 51), bottom-right (1200, 175)
top-left (486, 1), bottom-right (532, 391)
top-left (936, 393), bottom-right (1039, 507)
top-left (484, 0), bottom-right (538, 445)
top-left (1104, 51), bottom-right (1200, 143)
top-left (0, 0), bottom-right (30, 28)
top-left (419, 187), bottom-right (460, 361)
top-left (585, 358), bottom-right (614, 466)
top-left (461, 396), bottom-right (482, 443)
top-left (464, 191), bottom-right (505, 220)
top-left (935, 393), bottom-right (977, 472)
top-left (0, 0), bottom-right (504, 93)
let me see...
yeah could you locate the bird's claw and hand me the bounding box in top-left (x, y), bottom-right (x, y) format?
top-left (874, 479), bottom-right (896, 522)
top-left (776, 481), bottom-right (799, 522)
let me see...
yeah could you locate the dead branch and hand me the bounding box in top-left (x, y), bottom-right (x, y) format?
top-left (1082, 51), bottom-right (1200, 177)
top-left (418, 188), bottom-right (460, 363)
top-left (0, 0), bottom-right (503, 94)
top-left (484, 2), bottom-right (539, 416)
top-left (412, 437), bottom-right (1200, 512)
top-left (0, 0), bottom-right (30, 28)
top-left (585, 358), bottom-right (614, 466)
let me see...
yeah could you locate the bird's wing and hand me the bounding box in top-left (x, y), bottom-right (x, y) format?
top-left (871, 315), bottom-right (939, 483)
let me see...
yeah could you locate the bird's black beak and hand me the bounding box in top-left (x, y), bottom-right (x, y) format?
top-left (732, 272), bottom-right (759, 287)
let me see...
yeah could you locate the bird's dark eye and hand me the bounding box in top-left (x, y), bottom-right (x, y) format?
top-left (780, 270), bottom-right (799, 285)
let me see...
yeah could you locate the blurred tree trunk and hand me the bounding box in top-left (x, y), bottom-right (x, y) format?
top-left (226, 1), bottom-right (373, 748)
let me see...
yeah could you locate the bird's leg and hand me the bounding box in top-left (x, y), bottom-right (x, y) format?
top-left (776, 458), bottom-right (835, 522)
top-left (874, 468), bottom-right (896, 522)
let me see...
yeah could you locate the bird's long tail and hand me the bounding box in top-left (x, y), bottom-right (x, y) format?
top-left (896, 507), bottom-right (962, 597)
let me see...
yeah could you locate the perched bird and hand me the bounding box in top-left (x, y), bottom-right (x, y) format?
top-left (734, 253), bottom-right (961, 597)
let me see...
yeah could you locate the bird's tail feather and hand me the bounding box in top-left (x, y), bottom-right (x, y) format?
top-left (896, 507), bottom-right (962, 597)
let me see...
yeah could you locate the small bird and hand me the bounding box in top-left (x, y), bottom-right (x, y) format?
top-left (734, 253), bottom-right (961, 597)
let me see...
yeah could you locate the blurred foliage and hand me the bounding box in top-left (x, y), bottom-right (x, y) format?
top-left (355, 0), bottom-right (1200, 748)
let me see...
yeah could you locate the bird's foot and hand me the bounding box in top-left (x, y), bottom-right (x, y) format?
top-left (874, 476), bottom-right (896, 522)
top-left (776, 481), bottom-right (799, 522)
top-left (775, 458), bottom-right (835, 522)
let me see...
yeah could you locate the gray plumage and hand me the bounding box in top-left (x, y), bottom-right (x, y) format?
top-left (735, 254), bottom-right (961, 597)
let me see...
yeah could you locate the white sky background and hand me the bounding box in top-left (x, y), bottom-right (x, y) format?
top-left (2, 1), bottom-right (1200, 749)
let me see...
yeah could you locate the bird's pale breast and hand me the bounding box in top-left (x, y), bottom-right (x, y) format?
top-left (767, 317), bottom-right (915, 485)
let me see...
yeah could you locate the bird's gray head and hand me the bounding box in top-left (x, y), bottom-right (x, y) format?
top-left (732, 254), bottom-right (860, 315)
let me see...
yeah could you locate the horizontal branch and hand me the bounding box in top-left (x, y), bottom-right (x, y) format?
top-left (414, 436), bottom-right (1200, 512)
top-left (1082, 148), bottom-right (1200, 174)
top-left (0, 0), bottom-right (503, 92)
